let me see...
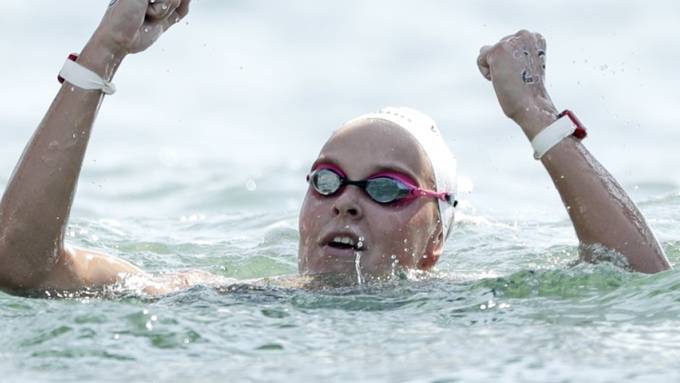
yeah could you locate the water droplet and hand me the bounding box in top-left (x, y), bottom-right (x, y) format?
top-left (70, 86), bottom-right (75, 92)
top-left (161, 4), bottom-right (168, 9)
top-left (175, 17), bottom-right (180, 23)
top-left (150, 0), bottom-right (156, 3)
top-left (245, 178), bottom-right (257, 191)
top-left (144, 27), bottom-right (150, 33)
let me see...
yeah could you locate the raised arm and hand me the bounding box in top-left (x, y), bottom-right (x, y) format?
top-left (0, 0), bottom-right (191, 293)
top-left (477, 30), bottom-right (671, 273)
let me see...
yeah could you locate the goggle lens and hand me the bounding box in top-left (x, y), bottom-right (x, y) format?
top-left (364, 177), bottom-right (411, 204)
top-left (311, 169), bottom-right (343, 195)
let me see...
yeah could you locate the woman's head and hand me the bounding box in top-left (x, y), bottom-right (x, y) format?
top-left (298, 107), bottom-right (457, 278)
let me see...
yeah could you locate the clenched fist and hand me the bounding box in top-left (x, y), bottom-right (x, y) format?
top-left (93, 0), bottom-right (191, 56)
top-left (477, 30), bottom-right (558, 139)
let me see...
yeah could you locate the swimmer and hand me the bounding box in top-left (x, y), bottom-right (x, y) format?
top-left (0, 0), bottom-right (671, 296)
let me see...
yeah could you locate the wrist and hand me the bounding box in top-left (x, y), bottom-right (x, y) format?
top-left (77, 39), bottom-right (127, 82)
top-left (512, 99), bottom-right (559, 141)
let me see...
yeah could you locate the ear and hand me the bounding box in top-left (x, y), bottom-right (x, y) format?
top-left (418, 226), bottom-right (444, 270)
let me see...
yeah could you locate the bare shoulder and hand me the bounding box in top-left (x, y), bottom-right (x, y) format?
top-left (38, 246), bottom-right (146, 291)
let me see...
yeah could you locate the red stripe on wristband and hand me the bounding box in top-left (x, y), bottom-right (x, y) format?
top-left (57, 53), bottom-right (79, 84)
top-left (558, 109), bottom-right (587, 139)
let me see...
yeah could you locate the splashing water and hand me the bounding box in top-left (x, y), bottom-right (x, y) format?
top-left (390, 254), bottom-right (398, 277)
top-left (354, 251), bottom-right (363, 285)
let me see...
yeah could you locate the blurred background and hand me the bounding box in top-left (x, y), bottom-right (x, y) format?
top-left (1, 0), bottom-right (679, 224)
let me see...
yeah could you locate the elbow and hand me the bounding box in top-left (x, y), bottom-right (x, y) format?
top-left (0, 243), bottom-right (57, 294)
top-left (630, 253), bottom-right (672, 274)
top-left (579, 241), bottom-right (671, 274)
top-left (0, 260), bottom-right (48, 294)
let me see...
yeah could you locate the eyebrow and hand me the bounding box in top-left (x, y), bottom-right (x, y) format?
top-left (311, 158), bottom-right (421, 185)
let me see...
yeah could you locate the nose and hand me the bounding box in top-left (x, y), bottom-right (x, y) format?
top-left (331, 186), bottom-right (363, 219)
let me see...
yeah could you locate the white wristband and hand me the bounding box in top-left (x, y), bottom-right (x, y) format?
top-left (58, 58), bottom-right (116, 95)
top-left (531, 115), bottom-right (575, 160)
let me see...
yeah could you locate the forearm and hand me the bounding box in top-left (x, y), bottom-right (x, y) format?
top-left (0, 42), bottom-right (125, 287)
top-left (477, 30), bottom-right (670, 273)
top-left (517, 111), bottom-right (671, 273)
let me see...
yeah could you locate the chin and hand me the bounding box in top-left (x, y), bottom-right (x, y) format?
top-left (300, 249), bottom-right (397, 281)
top-left (299, 255), bottom-right (355, 275)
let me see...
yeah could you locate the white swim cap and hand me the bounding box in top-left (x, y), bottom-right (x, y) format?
top-left (346, 107), bottom-right (458, 241)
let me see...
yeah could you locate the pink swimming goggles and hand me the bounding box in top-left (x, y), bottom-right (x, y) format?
top-left (307, 164), bottom-right (456, 206)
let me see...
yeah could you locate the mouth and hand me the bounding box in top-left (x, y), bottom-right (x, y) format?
top-left (320, 232), bottom-right (366, 252)
top-left (328, 235), bottom-right (363, 250)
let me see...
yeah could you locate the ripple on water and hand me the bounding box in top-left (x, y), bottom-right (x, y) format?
top-left (2, 188), bottom-right (680, 382)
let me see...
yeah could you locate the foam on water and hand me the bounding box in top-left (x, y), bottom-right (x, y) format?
top-left (3, 203), bottom-right (680, 382)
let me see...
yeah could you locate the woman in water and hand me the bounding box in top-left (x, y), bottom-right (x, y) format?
top-left (0, 0), bottom-right (671, 296)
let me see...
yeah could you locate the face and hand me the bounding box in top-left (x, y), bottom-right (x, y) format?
top-left (298, 119), bottom-right (444, 279)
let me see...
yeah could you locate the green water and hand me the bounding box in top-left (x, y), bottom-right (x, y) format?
top-left (3, 191), bottom-right (680, 382)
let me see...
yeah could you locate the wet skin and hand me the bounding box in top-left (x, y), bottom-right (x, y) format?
top-left (298, 119), bottom-right (445, 279)
top-left (0, 20), bottom-right (672, 297)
